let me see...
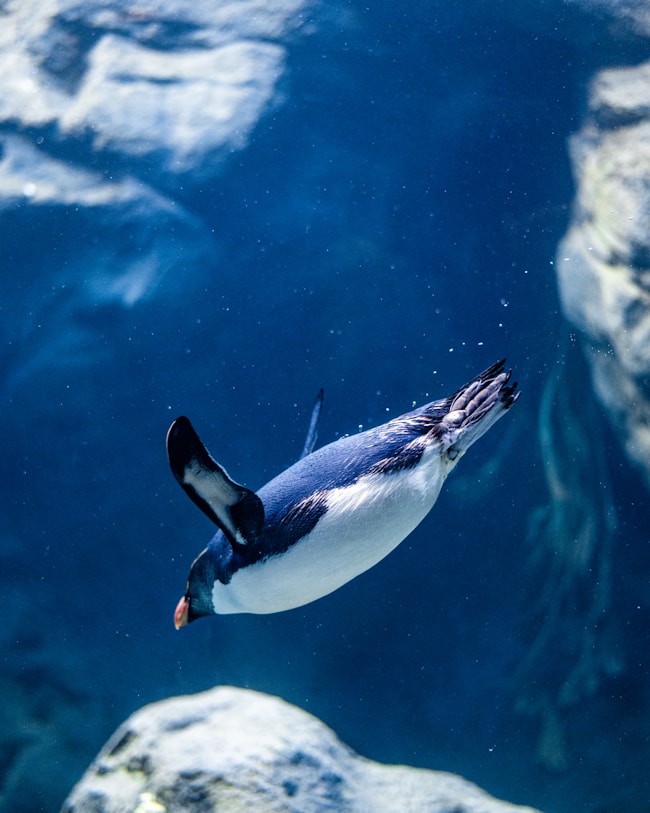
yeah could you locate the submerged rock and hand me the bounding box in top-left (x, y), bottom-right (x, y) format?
top-left (59, 34), bottom-right (285, 184)
top-left (61, 686), bottom-right (542, 813)
top-left (0, 0), bottom-right (310, 385)
top-left (0, 0), bottom-right (306, 187)
top-left (556, 59), bottom-right (650, 487)
top-left (0, 0), bottom-right (306, 306)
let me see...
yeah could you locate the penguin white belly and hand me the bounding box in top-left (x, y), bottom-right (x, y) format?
top-left (212, 445), bottom-right (450, 614)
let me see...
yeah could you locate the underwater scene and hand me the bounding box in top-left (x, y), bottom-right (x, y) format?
top-left (2, 0), bottom-right (649, 811)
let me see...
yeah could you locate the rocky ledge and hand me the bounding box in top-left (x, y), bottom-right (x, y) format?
top-left (61, 686), bottom-right (542, 813)
top-left (556, 58), bottom-right (650, 487)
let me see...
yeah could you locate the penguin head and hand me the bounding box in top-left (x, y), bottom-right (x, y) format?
top-left (173, 547), bottom-right (217, 628)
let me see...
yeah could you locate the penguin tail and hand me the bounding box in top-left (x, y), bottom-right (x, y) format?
top-left (441, 359), bottom-right (519, 460)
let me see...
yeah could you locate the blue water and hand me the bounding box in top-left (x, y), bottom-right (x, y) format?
top-left (2, 2), bottom-right (649, 811)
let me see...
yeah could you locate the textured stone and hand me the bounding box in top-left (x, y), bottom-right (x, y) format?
top-left (62, 686), bottom-right (542, 813)
top-left (0, 0), bottom-right (306, 161)
top-left (59, 35), bottom-right (285, 183)
top-left (0, 0), bottom-right (308, 316)
top-left (556, 60), bottom-right (650, 485)
top-left (0, 0), bottom-right (308, 379)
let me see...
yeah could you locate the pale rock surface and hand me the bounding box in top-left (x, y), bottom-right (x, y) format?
top-left (0, 0), bottom-right (308, 320)
top-left (0, 0), bottom-right (310, 386)
top-left (556, 59), bottom-right (650, 486)
top-left (0, 0), bottom-right (306, 184)
top-left (59, 35), bottom-right (284, 181)
top-left (62, 686), bottom-right (542, 813)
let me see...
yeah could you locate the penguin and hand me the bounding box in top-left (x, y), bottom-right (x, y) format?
top-left (168, 359), bottom-right (518, 627)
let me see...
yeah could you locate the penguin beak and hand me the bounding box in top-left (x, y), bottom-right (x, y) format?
top-left (174, 595), bottom-right (190, 629)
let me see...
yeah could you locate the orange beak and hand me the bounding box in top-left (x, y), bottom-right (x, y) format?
top-left (174, 596), bottom-right (190, 629)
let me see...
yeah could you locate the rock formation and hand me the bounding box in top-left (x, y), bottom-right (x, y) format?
top-left (556, 58), bottom-right (650, 486)
top-left (0, 0), bottom-right (307, 363)
top-left (62, 686), bottom-right (542, 813)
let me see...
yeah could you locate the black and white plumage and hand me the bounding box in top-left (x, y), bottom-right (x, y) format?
top-left (167, 360), bottom-right (519, 627)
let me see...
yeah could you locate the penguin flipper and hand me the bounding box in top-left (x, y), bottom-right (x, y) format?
top-left (166, 416), bottom-right (264, 547)
top-left (300, 389), bottom-right (324, 459)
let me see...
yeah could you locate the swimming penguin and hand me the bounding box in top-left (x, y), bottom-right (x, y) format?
top-left (168, 359), bottom-right (518, 627)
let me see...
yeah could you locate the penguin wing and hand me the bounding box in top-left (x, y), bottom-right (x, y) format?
top-left (166, 416), bottom-right (264, 547)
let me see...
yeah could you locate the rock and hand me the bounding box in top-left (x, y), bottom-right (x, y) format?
top-left (555, 59), bottom-right (650, 486)
top-left (0, 0), bottom-right (309, 384)
top-left (0, 0), bottom-right (307, 187)
top-left (61, 686), bottom-right (542, 813)
top-left (59, 35), bottom-right (285, 184)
